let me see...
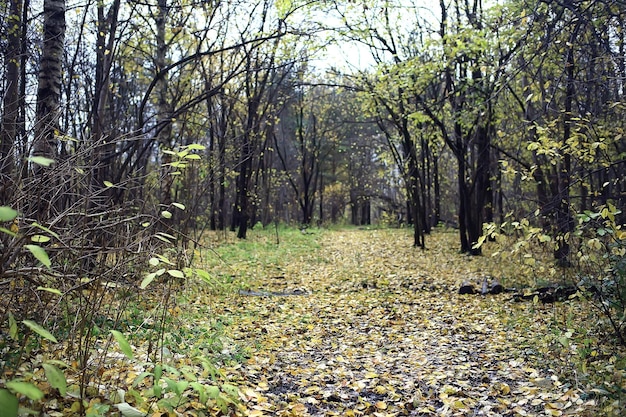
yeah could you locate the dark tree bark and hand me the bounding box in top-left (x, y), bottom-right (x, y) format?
top-left (33, 0), bottom-right (65, 219)
top-left (35, 0), bottom-right (65, 159)
top-left (0, 0), bottom-right (22, 201)
top-left (155, 0), bottom-right (174, 208)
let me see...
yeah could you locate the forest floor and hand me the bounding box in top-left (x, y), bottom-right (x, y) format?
top-left (188, 227), bottom-right (624, 417)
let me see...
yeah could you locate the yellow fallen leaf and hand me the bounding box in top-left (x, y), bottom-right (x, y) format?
top-left (375, 401), bottom-right (387, 410)
top-left (547, 402), bottom-right (564, 409)
top-left (500, 382), bottom-right (511, 395)
top-left (290, 403), bottom-right (307, 413)
top-left (373, 385), bottom-right (387, 394)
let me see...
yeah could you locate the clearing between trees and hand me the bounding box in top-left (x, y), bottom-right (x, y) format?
top-left (194, 227), bottom-right (623, 416)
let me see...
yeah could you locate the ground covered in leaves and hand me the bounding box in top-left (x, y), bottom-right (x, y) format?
top-left (195, 227), bottom-right (624, 416)
top-left (5, 227), bottom-right (624, 416)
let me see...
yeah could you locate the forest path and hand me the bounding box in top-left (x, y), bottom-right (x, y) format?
top-left (213, 229), bottom-right (592, 416)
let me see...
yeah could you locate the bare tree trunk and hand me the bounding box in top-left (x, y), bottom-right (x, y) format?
top-left (156, 0), bottom-right (173, 208)
top-left (34, 0), bottom-right (65, 219)
top-left (35, 0), bottom-right (65, 159)
top-left (0, 0), bottom-right (22, 201)
top-left (91, 0), bottom-right (121, 188)
top-left (552, 33), bottom-right (578, 266)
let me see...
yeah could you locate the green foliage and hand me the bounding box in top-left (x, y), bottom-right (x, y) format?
top-left (42, 363), bottom-right (67, 396)
top-left (0, 389), bottom-right (19, 417)
top-left (573, 203), bottom-right (626, 342)
top-left (110, 330), bottom-right (134, 360)
top-left (4, 381), bottom-right (43, 401)
top-left (21, 320), bottom-right (57, 343)
top-left (475, 200), bottom-right (626, 415)
top-left (24, 245), bottom-right (51, 268)
top-left (0, 206), bottom-right (18, 222)
top-left (127, 360), bottom-right (241, 415)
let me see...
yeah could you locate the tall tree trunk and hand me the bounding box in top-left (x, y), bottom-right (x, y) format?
top-left (433, 153), bottom-right (441, 226)
top-left (0, 0), bottom-right (22, 201)
top-left (91, 0), bottom-right (121, 189)
top-left (217, 125), bottom-right (226, 230)
top-left (552, 34), bottom-right (577, 265)
top-left (234, 131), bottom-right (252, 238)
top-left (34, 0), bottom-right (65, 219)
top-left (156, 0), bottom-right (173, 208)
top-left (35, 0), bottom-right (65, 159)
top-left (207, 96), bottom-right (217, 230)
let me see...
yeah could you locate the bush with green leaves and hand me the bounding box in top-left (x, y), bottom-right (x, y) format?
top-left (0, 143), bottom-right (232, 416)
top-left (477, 201), bottom-right (626, 343)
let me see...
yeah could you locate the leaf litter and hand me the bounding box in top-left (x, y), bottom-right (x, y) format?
top-left (6, 228), bottom-right (621, 416)
top-left (208, 228), bottom-right (616, 416)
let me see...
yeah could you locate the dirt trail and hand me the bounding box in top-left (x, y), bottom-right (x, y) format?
top-left (218, 229), bottom-right (594, 416)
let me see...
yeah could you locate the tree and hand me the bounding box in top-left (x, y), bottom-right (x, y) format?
top-left (330, 0), bottom-right (434, 247)
top-left (495, 0), bottom-right (626, 263)
top-left (0, 0), bottom-right (23, 202)
top-left (32, 0), bottom-right (65, 219)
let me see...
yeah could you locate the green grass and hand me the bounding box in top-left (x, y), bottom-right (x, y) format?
top-left (194, 225), bottom-right (323, 290)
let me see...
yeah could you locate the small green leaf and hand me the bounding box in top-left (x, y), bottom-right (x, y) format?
top-left (183, 154), bottom-right (201, 160)
top-left (25, 244), bottom-right (51, 267)
top-left (172, 202), bottom-right (186, 210)
top-left (110, 330), bottom-right (134, 359)
top-left (0, 206), bottom-right (18, 222)
top-left (206, 385), bottom-right (220, 399)
top-left (195, 269), bottom-right (212, 284)
top-left (164, 377), bottom-right (178, 392)
top-left (221, 383), bottom-right (239, 399)
top-left (148, 257), bottom-right (160, 266)
top-left (131, 371), bottom-right (153, 388)
top-left (42, 363), bottom-right (67, 396)
top-left (160, 210), bottom-right (172, 219)
top-left (31, 235), bottom-right (51, 243)
top-left (36, 286), bottom-right (62, 295)
top-left (154, 364), bottom-right (163, 382)
top-left (185, 144), bottom-right (206, 151)
top-left (156, 254), bottom-right (174, 265)
top-left (103, 181), bottom-right (115, 188)
top-left (8, 312), bottom-right (18, 340)
top-left (28, 156), bottom-right (55, 167)
top-left (167, 269), bottom-right (185, 279)
top-left (140, 273), bottom-right (157, 289)
top-left (22, 320), bottom-right (58, 343)
top-left (0, 389), bottom-right (18, 417)
top-left (472, 235), bottom-right (486, 249)
top-left (176, 380), bottom-right (189, 395)
top-left (5, 381), bottom-right (44, 401)
top-left (539, 234), bottom-right (552, 242)
top-left (190, 382), bottom-right (208, 404)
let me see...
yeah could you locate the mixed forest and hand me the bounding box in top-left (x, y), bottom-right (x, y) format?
top-left (1, 0), bottom-right (626, 415)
